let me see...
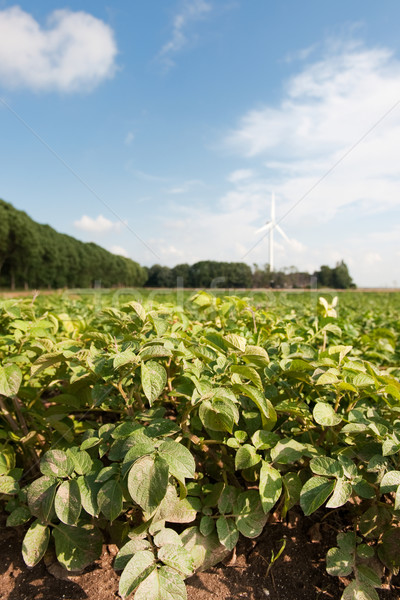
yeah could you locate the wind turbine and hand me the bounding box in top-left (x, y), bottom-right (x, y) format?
top-left (256, 192), bottom-right (290, 273)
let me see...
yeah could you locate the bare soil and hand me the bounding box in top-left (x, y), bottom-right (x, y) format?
top-left (1, 510), bottom-right (400, 600)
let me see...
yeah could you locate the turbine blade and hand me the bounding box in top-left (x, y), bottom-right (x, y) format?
top-left (255, 222), bottom-right (273, 234)
top-left (276, 224), bottom-right (290, 242)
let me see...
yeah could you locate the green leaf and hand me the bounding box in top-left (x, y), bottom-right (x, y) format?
top-left (199, 397), bottom-right (239, 433)
top-left (310, 456), bottom-right (343, 478)
top-left (150, 484), bottom-right (198, 524)
top-left (6, 505), bottom-right (31, 526)
top-left (395, 485), bottom-right (400, 511)
top-left (54, 480), bottom-right (81, 525)
top-left (27, 475), bottom-right (58, 522)
top-left (150, 316), bottom-right (169, 336)
top-left (242, 345), bottom-right (269, 366)
top-left (270, 438), bottom-right (310, 464)
top-left (382, 438), bottom-right (400, 456)
top-left (180, 526), bottom-right (230, 572)
top-left (218, 485), bottom-right (239, 515)
top-left (359, 505), bottom-right (392, 539)
top-left (158, 544), bottom-right (194, 577)
top-left (114, 537), bottom-right (152, 570)
top-left (30, 353), bottom-right (65, 376)
top-left (313, 403), bottom-right (341, 426)
top-left (234, 490), bottom-right (267, 538)
top-left (0, 449), bottom-right (15, 474)
top-left (281, 472), bottom-right (302, 518)
top-left (98, 479), bottom-right (123, 522)
top-left (326, 478), bottom-right (352, 508)
top-left (192, 345), bottom-right (218, 363)
top-left (141, 361), bottom-right (167, 405)
top-left (158, 440), bottom-right (196, 482)
top-left (80, 437), bottom-right (100, 450)
top-left (352, 373), bottom-right (376, 388)
top-left (119, 550), bottom-right (157, 599)
top-left (0, 364), bottom-right (22, 397)
top-left (22, 520), bottom-right (50, 567)
top-left (224, 333), bottom-right (247, 352)
top-left (380, 470), bottom-right (400, 494)
top-left (230, 365), bottom-right (263, 390)
top-left (112, 422), bottom-right (142, 439)
top-left (134, 566), bottom-right (187, 600)
top-left (259, 461), bottom-right (282, 514)
top-left (199, 515), bottom-right (215, 536)
top-left (326, 546), bottom-right (353, 577)
top-left (235, 444), bottom-right (261, 470)
top-left (234, 383), bottom-right (277, 430)
top-left (122, 441), bottom-right (158, 476)
top-left (300, 477), bottom-right (335, 515)
top-left (0, 475), bottom-right (19, 494)
top-left (357, 564), bottom-right (382, 588)
top-left (234, 430), bottom-right (248, 443)
top-left (251, 430), bottom-right (280, 450)
top-left (140, 345), bottom-right (172, 361)
top-left (52, 523), bottom-right (103, 571)
top-left (341, 580), bottom-right (379, 600)
top-left (378, 528), bottom-right (400, 569)
top-left (40, 449), bottom-right (74, 478)
top-left (145, 419), bottom-right (180, 438)
top-left (337, 531), bottom-right (357, 553)
top-left (357, 544), bottom-right (375, 560)
top-left (153, 528), bottom-right (182, 548)
top-left (77, 474), bottom-right (101, 517)
top-left (316, 371), bottom-right (339, 385)
top-left (337, 455), bottom-right (358, 479)
top-left (127, 454), bottom-right (169, 514)
top-left (216, 516), bottom-right (239, 551)
top-left (113, 349), bottom-right (140, 369)
top-left (203, 482), bottom-right (224, 508)
top-left (67, 448), bottom-right (93, 475)
top-left (95, 464), bottom-right (120, 483)
top-left (352, 480), bottom-right (376, 499)
top-left (126, 301), bottom-right (146, 322)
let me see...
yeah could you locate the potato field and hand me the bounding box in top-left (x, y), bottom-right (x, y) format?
top-left (1, 290), bottom-right (400, 600)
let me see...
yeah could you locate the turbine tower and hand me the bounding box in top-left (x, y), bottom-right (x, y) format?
top-left (256, 192), bottom-right (290, 272)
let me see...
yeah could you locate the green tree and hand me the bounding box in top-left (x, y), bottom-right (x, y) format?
top-left (332, 261), bottom-right (355, 289)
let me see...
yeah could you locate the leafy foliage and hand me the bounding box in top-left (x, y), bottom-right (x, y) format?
top-left (1, 290), bottom-right (400, 598)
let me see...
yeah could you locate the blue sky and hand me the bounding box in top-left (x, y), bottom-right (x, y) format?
top-left (1, 1), bottom-right (400, 287)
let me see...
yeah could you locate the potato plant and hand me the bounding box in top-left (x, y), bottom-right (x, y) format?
top-left (0, 291), bottom-right (400, 599)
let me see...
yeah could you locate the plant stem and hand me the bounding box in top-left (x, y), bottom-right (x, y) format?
top-left (0, 396), bottom-right (20, 432)
top-left (12, 396), bottom-right (29, 435)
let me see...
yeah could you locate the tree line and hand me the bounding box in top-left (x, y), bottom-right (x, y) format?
top-left (144, 261), bottom-right (355, 289)
top-left (0, 199), bottom-right (147, 289)
top-left (0, 199), bottom-right (355, 290)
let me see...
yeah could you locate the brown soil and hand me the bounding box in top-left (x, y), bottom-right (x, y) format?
top-left (1, 510), bottom-right (400, 600)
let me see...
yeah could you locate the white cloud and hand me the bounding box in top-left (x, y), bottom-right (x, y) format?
top-left (166, 179), bottom-right (205, 194)
top-left (284, 44), bottom-right (318, 64)
top-left (74, 214), bottom-right (123, 233)
top-left (110, 245), bottom-right (129, 258)
top-left (158, 0), bottom-right (211, 69)
top-left (130, 168), bottom-right (170, 183)
top-left (125, 132), bottom-right (134, 145)
top-left (132, 38), bottom-right (400, 287)
top-left (227, 169), bottom-right (255, 183)
top-left (143, 35), bottom-right (400, 286)
top-left (0, 7), bottom-right (117, 92)
top-left (226, 41), bottom-right (400, 227)
top-left (364, 252), bottom-right (382, 266)
top-left (167, 187), bottom-right (187, 195)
